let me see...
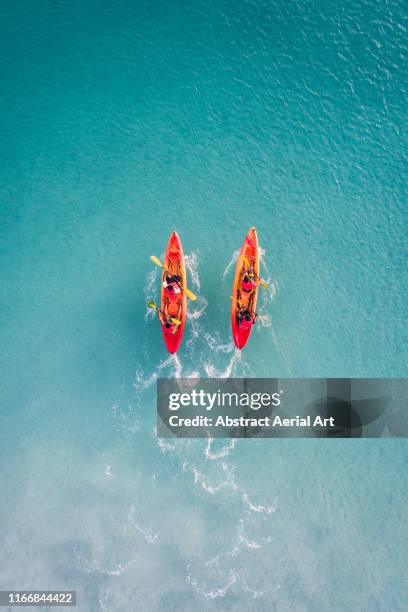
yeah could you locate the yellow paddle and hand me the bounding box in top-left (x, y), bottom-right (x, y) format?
top-left (147, 302), bottom-right (182, 326)
top-left (242, 256), bottom-right (269, 289)
top-left (150, 255), bottom-right (197, 301)
top-left (231, 295), bottom-right (244, 308)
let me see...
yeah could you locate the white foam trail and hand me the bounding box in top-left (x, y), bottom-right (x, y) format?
top-left (186, 370), bottom-right (201, 379)
top-left (243, 585), bottom-right (267, 599)
top-left (128, 505), bottom-right (160, 544)
top-left (186, 297), bottom-right (208, 349)
top-left (185, 251), bottom-right (201, 289)
top-left (111, 403), bottom-right (142, 435)
top-left (145, 308), bottom-right (156, 323)
top-left (184, 464), bottom-right (228, 495)
top-left (183, 251), bottom-right (210, 354)
top-left (205, 547), bottom-right (240, 567)
top-left (186, 567), bottom-right (237, 600)
top-left (223, 250), bottom-right (239, 279)
top-left (204, 349), bottom-right (241, 378)
top-left (144, 268), bottom-right (159, 299)
top-left (238, 534), bottom-right (272, 550)
top-left (257, 313), bottom-right (272, 328)
top-left (144, 266), bottom-right (160, 318)
top-left (188, 298), bottom-right (208, 321)
top-left (134, 354), bottom-right (181, 391)
top-left (80, 554), bottom-right (136, 578)
top-left (157, 437), bottom-right (191, 454)
top-left (144, 267), bottom-right (160, 321)
top-left (103, 562), bottom-right (134, 577)
top-left (269, 278), bottom-right (278, 299)
top-left (205, 525), bottom-right (272, 570)
top-left (237, 519), bottom-right (273, 550)
top-left (269, 324), bottom-right (294, 377)
top-left (255, 273), bottom-right (275, 331)
top-left (258, 245), bottom-right (278, 300)
top-left (184, 460), bottom-right (276, 515)
top-left (202, 511), bottom-right (274, 598)
top-left (224, 462), bottom-right (277, 514)
top-left (99, 588), bottom-right (112, 612)
top-left (257, 246), bottom-right (294, 376)
top-left (205, 437), bottom-right (237, 460)
top-left (171, 353), bottom-right (182, 378)
top-left (205, 573), bottom-right (237, 599)
top-left (205, 333), bottom-right (235, 354)
top-left (240, 492), bottom-right (276, 515)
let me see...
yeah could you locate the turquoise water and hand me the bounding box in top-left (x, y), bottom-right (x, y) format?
top-left (1, 0), bottom-right (407, 610)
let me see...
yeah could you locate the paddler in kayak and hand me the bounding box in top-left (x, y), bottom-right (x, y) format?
top-left (159, 305), bottom-right (181, 335)
top-left (241, 270), bottom-right (260, 294)
top-left (237, 306), bottom-right (257, 328)
top-left (163, 273), bottom-right (182, 298)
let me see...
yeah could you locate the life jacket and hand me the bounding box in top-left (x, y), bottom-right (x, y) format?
top-left (163, 278), bottom-right (182, 299)
top-left (242, 276), bottom-right (255, 293)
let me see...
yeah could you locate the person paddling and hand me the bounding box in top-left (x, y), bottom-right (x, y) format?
top-left (237, 306), bottom-right (257, 327)
top-left (159, 308), bottom-right (179, 334)
top-left (241, 271), bottom-right (257, 293)
top-left (147, 301), bottom-right (181, 335)
top-left (162, 317), bottom-right (177, 334)
top-left (163, 273), bottom-right (182, 298)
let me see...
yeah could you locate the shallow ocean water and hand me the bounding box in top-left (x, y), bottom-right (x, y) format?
top-left (0, 1), bottom-right (407, 610)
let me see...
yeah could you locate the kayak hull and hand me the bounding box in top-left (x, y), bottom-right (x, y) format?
top-left (160, 231), bottom-right (187, 353)
top-left (231, 227), bottom-right (259, 349)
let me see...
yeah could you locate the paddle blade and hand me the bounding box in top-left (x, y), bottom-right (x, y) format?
top-left (150, 255), bottom-right (163, 268)
top-left (170, 317), bottom-right (182, 326)
top-left (259, 279), bottom-right (269, 289)
top-left (185, 287), bottom-right (197, 301)
top-left (147, 301), bottom-right (157, 310)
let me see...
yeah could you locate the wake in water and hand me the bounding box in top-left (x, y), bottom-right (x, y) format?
top-left (205, 437), bottom-right (237, 460)
top-left (223, 249), bottom-right (239, 279)
top-left (258, 247), bottom-right (294, 375)
top-left (134, 354), bottom-right (179, 392)
top-left (204, 348), bottom-right (241, 378)
top-left (259, 246), bottom-right (279, 308)
top-left (182, 457), bottom-right (276, 600)
top-left (204, 332), bottom-right (235, 354)
top-left (185, 251), bottom-right (201, 289)
top-left (183, 460), bottom-right (276, 516)
top-left (107, 244), bottom-right (280, 605)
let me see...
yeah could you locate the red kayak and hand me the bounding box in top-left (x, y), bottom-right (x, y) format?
top-left (231, 227), bottom-right (260, 349)
top-left (160, 231), bottom-right (187, 353)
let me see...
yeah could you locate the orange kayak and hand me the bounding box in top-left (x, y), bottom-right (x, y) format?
top-left (160, 231), bottom-right (187, 353)
top-left (231, 227), bottom-right (259, 349)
